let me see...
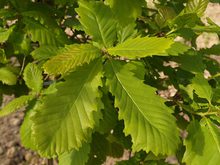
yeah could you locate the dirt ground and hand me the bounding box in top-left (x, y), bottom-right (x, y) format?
top-left (0, 3), bottom-right (220, 165)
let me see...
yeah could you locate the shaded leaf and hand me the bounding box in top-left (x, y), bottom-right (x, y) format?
top-left (164, 42), bottom-right (190, 56)
top-left (190, 74), bottom-right (213, 102)
top-left (59, 143), bottom-right (90, 165)
top-left (31, 46), bottom-right (59, 61)
top-left (117, 23), bottom-right (137, 43)
top-left (23, 17), bottom-right (65, 46)
top-left (183, 119), bottom-right (220, 165)
top-left (106, 0), bottom-right (144, 26)
top-left (199, 44), bottom-right (220, 55)
top-left (0, 26), bottom-right (15, 43)
top-left (96, 88), bottom-right (118, 134)
top-left (87, 133), bottom-right (124, 165)
top-left (171, 13), bottom-right (201, 28)
top-left (174, 51), bottom-right (205, 73)
top-left (184, 0), bottom-right (209, 16)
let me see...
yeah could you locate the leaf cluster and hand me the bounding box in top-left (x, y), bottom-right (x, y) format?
top-left (1, 0), bottom-right (220, 164)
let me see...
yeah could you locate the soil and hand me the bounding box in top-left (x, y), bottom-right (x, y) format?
top-left (0, 3), bottom-right (220, 165)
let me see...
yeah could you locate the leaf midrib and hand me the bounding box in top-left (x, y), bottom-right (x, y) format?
top-left (79, 2), bottom-right (107, 47)
top-left (206, 119), bottom-right (220, 154)
top-left (45, 62), bottom-right (100, 153)
top-left (110, 62), bottom-right (158, 130)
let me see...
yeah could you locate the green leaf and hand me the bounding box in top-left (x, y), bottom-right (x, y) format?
top-left (59, 143), bottom-right (90, 165)
top-left (117, 23), bottom-right (137, 43)
top-left (0, 95), bottom-right (34, 117)
top-left (171, 13), bottom-right (201, 28)
top-left (21, 3), bottom-right (59, 29)
top-left (163, 42), bottom-right (190, 56)
top-left (23, 63), bottom-right (43, 93)
top-left (199, 44), bottom-right (220, 55)
top-left (87, 133), bottom-right (124, 165)
top-left (31, 46), bottom-right (59, 61)
top-left (0, 67), bottom-right (17, 85)
top-left (0, 26), bottom-right (15, 43)
top-left (106, 0), bottom-right (144, 26)
top-left (210, 0), bottom-right (220, 2)
top-left (8, 31), bottom-right (31, 55)
top-left (23, 17), bottom-right (65, 46)
top-left (183, 119), bottom-right (220, 165)
top-left (43, 44), bottom-right (101, 75)
top-left (158, 6), bottom-right (177, 21)
top-left (192, 25), bottom-right (220, 35)
top-left (0, 49), bottom-right (7, 64)
top-left (156, 6), bottom-right (177, 28)
top-left (183, 0), bottom-right (209, 16)
top-left (76, 1), bottom-right (117, 48)
top-left (55, 0), bottom-right (76, 5)
top-left (105, 60), bottom-right (179, 155)
top-left (210, 0), bottom-right (220, 3)
top-left (96, 88), bottom-right (118, 134)
top-left (190, 74), bottom-right (213, 102)
top-left (107, 37), bottom-right (174, 58)
top-left (20, 101), bottom-right (38, 150)
top-left (174, 51), bottom-right (205, 73)
top-left (32, 59), bottom-right (103, 157)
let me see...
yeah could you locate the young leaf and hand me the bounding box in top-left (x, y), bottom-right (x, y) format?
top-left (43, 44), bottom-right (101, 75)
top-left (105, 60), bottom-right (179, 155)
top-left (32, 59), bottom-right (103, 157)
top-left (23, 63), bottom-right (43, 93)
top-left (183, 119), bottom-right (220, 165)
top-left (59, 143), bottom-right (90, 165)
top-left (0, 67), bottom-right (17, 85)
top-left (183, 0), bottom-right (209, 17)
top-left (76, 1), bottom-right (117, 48)
top-left (0, 95), bottom-right (34, 117)
top-left (107, 37), bottom-right (174, 58)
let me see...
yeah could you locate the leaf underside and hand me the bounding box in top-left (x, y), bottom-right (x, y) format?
top-left (43, 44), bottom-right (101, 75)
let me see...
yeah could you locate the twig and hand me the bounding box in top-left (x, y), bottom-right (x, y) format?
top-left (48, 159), bottom-right (53, 165)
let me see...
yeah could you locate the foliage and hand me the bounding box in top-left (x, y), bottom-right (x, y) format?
top-left (0, 0), bottom-right (220, 164)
